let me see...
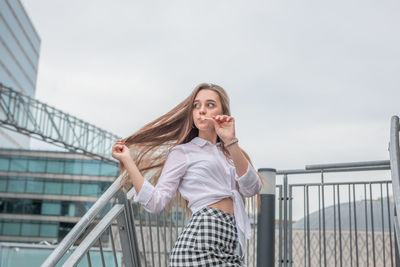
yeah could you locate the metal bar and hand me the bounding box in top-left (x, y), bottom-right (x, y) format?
top-left (109, 226), bottom-right (119, 267)
top-left (304, 186), bottom-right (306, 267)
top-left (365, 184), bottom-right (369, 267)
top-left (147, 212), bottom-right (155, 267)
top-left (318, 185), bottom-right (321, 267)
top-left (387, 182), bottom-right (394, 267)
top-left (370, 183), bottom-right (376, 267)
top-left (389, 115), bottom-right (400, 266)
top-left (306, 160), bottom-right (391, 170)
top-left (87, 251), bottom-right (92, 267)
top-left (42, 172), bottom-right (126, 267)
top-left (333, 185), bottom-right (337, 267)
top-left (380, 183), bottom-right (386, 267)
top-left (137, 206), bottom-right (147, 267)
top-left (321, 171), bottom-right (327, 267)
top-left (284, 174), bottom-right (288, 267)
top-left (289, 185), bottom-right (293, 267)
top-left (279, 185), bottom-right (283, 267)
top-left (277, 165), bottom-right (390, 175)
top-left (99, 237), bottom-right (106, 267)
top-left (62, 204), bottom-right (125, 266)
top-left (348, 184), bottom-right (353, 267)
top-left (353, 184), bottom-right (359, 267)
top-left (337, 184), bottom-right (343, 267)
top-left (306, 185), bottom-right (311, 267)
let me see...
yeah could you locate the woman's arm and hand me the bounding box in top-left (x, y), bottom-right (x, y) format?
top-left (112, 142), bottom-right (187, 213)
top-left (211, 115), bottom-right (262, 197)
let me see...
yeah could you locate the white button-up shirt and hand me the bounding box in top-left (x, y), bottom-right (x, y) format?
top-left (132, 137), bottom-right (262, 255)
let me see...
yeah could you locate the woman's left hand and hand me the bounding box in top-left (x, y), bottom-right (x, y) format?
top-left (211, 115), bottom-right (236, 143)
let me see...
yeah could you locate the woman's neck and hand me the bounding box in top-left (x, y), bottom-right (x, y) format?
top-left (198, 130), bottom-right (218, 144)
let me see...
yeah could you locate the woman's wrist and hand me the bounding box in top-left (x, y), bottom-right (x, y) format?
top-left (224, 137), bottom-right (238, 148)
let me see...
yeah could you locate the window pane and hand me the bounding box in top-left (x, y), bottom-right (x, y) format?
top-left (65, 161), bottom-right (82, 175)
top-left (63, 182), bottom-right (80, 195)
top-left (44, 181), bottom-right (62, 194)
top-left (7, 178), bottom-right (25, 193)
top-left (0, 178), bottom-right (7, 192)
top-left (10, 158), bottom-right (28, 172)
top-left (61, 202), bottom-right (76, 217)
top-left (3, 221), bottom-right (20, 236)
top-left (82, 161), bottom-right (100, 176)
top-left (100, 163), bottom-right (118, 176)
top-left (0, 158), bottom-right (9, 171)
top-left (28, 159), bottom-right (46, 173)
top-left (40, 223), bottom-right (58, 237)
top-left (23, 200), bottom-right (42, 214)
top-left (47, 160), bottom-right (64, 174)
top-left (41, 202), bottom-right (61, 215)
top-left (26, 179), bottom-right (43, 194)
top-left (4, 199), bottom-right (24, 214)
top-left (81, 183), bottom-right (99, 196)
top-left (21, 223), bottom-right (40, 236)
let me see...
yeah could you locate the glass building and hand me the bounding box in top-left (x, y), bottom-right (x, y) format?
top-left (0, 148), bottom-right (118, 243)
top-left (0, 0), bottom-right (41, 148)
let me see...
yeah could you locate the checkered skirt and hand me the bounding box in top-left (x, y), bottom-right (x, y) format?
top-left (169, 206), bottom-right (245, 266)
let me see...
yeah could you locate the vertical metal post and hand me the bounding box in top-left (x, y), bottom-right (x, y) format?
top-left (257, 168), bottom-right (277, 267)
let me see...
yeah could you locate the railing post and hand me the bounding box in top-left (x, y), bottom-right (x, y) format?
top-left (117, 191), bottom-right (142, 267)
top-left (257, 168), bottom-right (277, 267)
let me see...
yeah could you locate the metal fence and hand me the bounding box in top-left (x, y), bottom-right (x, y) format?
top-left (40, 115), bottom-right (400, 267)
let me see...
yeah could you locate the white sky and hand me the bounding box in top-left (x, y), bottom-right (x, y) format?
top-left (22, 0), bottom-right (399, 177)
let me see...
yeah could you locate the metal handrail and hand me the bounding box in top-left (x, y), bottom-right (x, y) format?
top-left (389, 116), bottom-right (400, 251)
top-left (41, 171), bottom-right (126, 267)
top-left (63, 204), bottom-right (125, 266)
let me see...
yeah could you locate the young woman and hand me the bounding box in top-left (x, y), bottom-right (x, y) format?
top-left (112, 83), bottom-right (263, 266)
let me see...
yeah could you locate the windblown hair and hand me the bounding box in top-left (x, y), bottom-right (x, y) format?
top-left (119, 82), bottom-right (263, 215)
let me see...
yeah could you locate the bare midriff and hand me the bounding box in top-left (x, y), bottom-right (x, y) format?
top-left (207, 197), bottom-right (234, 215)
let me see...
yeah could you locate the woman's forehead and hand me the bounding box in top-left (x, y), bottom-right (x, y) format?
top-left (194, 89), bottom-right (220, 101)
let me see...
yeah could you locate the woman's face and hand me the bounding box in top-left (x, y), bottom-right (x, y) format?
top-left (192, 89), bottom-right (223, 131)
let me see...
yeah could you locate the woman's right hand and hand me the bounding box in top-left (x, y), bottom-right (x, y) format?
top-left (112, 140), bottom-right (132, 164)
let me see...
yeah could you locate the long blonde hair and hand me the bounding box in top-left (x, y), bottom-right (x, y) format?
top-left (120, 83), bottom-right (263, 214)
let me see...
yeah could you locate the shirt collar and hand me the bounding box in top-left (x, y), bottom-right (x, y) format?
top-left (191, 137), bottom-right (221, 147)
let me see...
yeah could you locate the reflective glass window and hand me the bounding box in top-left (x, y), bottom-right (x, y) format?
top-left (47, 160), bottom-right (64, 174)
top-left (81, 183), bottom-right (99, 196)
top-left (26, 178), bottom-right (43, 194)
top-left (4, 199), bottom-right (24, 214)
top-left (65, 160), bottom-right (82, 175)
top-left (82, 161), bottom-right (100, 176)
top-left (3, 221), bottom-right (20, 236)
top-left (44, 181), bottom-right (62, 194)
top-left (40, 223), bottom-right (58, 237)
top-left (0, 158), bottom-right (9, 171)
top-left (21, 222), bottom-right (40, 236)
top-left (10, 158), bottom-right (28, 172)
top-left (7, 178), bottom-right (25, 193)
top-left (63, 182), bottom-right (80, 195)
top-left (28, 159), bottom-right (46, 173)
top-left (0, 178), bottom-right (7, 192)
top-left (41, 202), bottom-right (61, 215)
top-left (23, 200), bottom-right (42, 214)
top-left (100, 163), bottom-right (118, 176)
top-left (61, 202), bottom-right (76, 217)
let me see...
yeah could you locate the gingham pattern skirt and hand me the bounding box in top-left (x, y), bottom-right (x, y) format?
top-left (169, 206), bottom-right (245, 267)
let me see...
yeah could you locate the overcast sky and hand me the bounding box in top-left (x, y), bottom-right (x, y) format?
top-left (22, 0), bottom-right (400, 175)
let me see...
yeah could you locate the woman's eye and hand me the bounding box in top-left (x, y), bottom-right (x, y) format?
top-left (207, 103), bottom-right (215, 108)
top-left (193, 103), bottom-right (200, 108)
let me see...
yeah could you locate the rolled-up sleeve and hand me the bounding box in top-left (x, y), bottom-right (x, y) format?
top-left (133, 146), bottom-right (187, 213)
top-left (234, 162), bottom-right (262, 197)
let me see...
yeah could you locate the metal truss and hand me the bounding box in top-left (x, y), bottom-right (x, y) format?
top-left (0, 83), bottom-right (121, 163)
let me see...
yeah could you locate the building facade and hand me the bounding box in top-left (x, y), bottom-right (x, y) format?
top-left (0, 148), bottom-right (118, 243)
top-left (0, 0), bottom-right (41, 148)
